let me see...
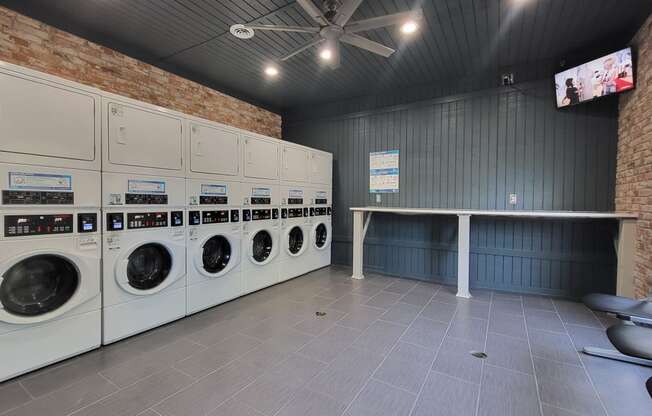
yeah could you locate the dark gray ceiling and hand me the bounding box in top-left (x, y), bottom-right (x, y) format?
top-left (2, 0), bottom-right (650, 113)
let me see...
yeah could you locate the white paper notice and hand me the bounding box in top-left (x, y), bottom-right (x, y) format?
top-left (370, 150), bottom-right (399, 193)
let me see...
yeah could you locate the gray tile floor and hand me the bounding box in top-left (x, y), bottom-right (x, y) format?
top-left (1, 266), bottom-right (651, 416)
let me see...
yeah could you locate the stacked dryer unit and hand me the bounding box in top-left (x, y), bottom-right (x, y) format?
top-left (0, 64), bottom-right (102, 380)
top-left (306, 150), bottom-right (333, 272)
top-left (278, 142), bottom-right (312, 282)
top-left (185, 119), bottom-right (243, 315)
top-left (100, 96), bottom-right (187, 343)
top-left (240, 134), bottom-right (281, 294)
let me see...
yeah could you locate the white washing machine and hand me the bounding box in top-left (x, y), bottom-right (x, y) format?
top-left (101, 173), bottom-right (186, 344)
top-left (0, 172), bottom-right (101, 382)
top-left (241, 183), bottom-right (280, 294)
top-left (186, 179), bottom-right (242, 315)
top-left (307, 187), bottom-right (333, 272)
top-left (0, 63), bottom-right (102, 381)
top-left (278, 186), bottom-right (311, 283)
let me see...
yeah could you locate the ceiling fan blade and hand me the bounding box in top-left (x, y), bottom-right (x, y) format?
top-left (245, 24), bottom-right (320, 34)
top-left (296, 0), bottom-right (330, 26)
top-left (344, 9), bottom-right (422, 33)
top-left (280, 37), bottom-right (325, 61)
top-left (340, 33), bottom-right (395, 57)
top-left (334, 0), bottom-right (365, 26)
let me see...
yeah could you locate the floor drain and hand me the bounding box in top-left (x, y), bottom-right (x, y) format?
top-left (315, 311), bottom-right (327, 317)
top-left (470, 351), bottom-right (488, 359)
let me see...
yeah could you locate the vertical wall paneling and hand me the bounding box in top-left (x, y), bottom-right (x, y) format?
top-left (284, 81), bottom-right (619, 299)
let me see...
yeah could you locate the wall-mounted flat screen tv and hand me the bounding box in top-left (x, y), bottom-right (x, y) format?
top-left (555, 47), bottom-right (634, 108)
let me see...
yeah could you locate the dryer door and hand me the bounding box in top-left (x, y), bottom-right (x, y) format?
top-left (251, 230), bottom-right (273, 263)
top-left (287, 226), bottom-right (304, 255)
top-left (202, 236), bottom-right (232, 274)
top-left (0, 254), bottom-right (78, 317)
top-left (126, 243), bottom-right (172, 290)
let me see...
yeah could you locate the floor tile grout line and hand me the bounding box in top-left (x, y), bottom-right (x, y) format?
top-left (269, 321), bottom-right (384, 415)
top-left (473, 291), bottom-right (494, 416)
top-left (96, 371), bottom-right (121, 391)
top-left (522, 293), bottom-right (546, 416)
top-left (328, 285), bottom-right (439, 414)
top-left (18, 270), bottom-right (341, 413)
top-left (68, 330), bottom-right (267, 416)
top-left (150, 323), bottom-right (321, 416)
top-left (551, 299), bottom-right (611, 416)
top-left (339, 285), bottom-right (442, 416)
top-left (369, 376), bottom-right (418, 398)
top-left (406, 287), bottom-right (463, 416)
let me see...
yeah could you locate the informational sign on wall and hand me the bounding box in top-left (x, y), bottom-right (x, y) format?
top-left (369, 150), bottom-right (399, 193)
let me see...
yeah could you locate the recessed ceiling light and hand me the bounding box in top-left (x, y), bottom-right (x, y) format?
top-left (319, 48), bottom-right (332, 60)
top-left (401, 21), bottom-right (418, 34)
top-left (264, 65), bottom-right (279, 77)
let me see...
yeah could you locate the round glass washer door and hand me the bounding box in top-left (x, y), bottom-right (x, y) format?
top-left (126, 243), bottom-right (172, 290)
top-left (252, 230), bottom-right (273, 263)
top-left (0, 254), bottom-right (79, 317)
top-left (202, 236), bottom-right (232, 274)
top-left (315, 223), bottom-right (328, 248)
top-left (288, 226), bottom-right (304, 255)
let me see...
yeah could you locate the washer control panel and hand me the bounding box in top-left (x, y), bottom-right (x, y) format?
top-left (2, 190), bottom-right (74, 205)
top-left (77, 213), bottom-right (98, 233)
top-left (288, 208), bottom-right (303, 218)
top-left (252, 209), bottom-right (271, 221)
top-left (126, 212), bottom-right (168, 229)
top-left (202, 210), bottom-right (229, 224)
top-left (200, 196), bottom-right (227, 205)
top-left (4, 214), bottom-right (74, 237)
top-left (125, 193), bottom-right (168, 205)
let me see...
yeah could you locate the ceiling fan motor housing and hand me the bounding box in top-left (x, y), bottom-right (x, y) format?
top-left (323, 0), bottom-right (342, 23)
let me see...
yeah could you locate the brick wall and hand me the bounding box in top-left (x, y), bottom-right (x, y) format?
top-left (0, 7), bottom-right (281, 138)
top-left (617, 15), bottom-right (652, 298)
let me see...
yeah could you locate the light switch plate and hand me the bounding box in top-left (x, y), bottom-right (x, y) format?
top-left (509, 193), bottom-right (518, 205)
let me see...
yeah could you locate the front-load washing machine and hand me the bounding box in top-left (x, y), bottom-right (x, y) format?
top-left (241, 183), bottom-right (280, 294)
top-left (0, 171), bottom-right (101, 381)
top-left (307, 188), bottom-right (332, 272)
top-left (186, 179), bottom-right (242, 315)
top-left (101, 172), bottom-right (186, 344)
top-left (278, 186), bottom-right (311, 283)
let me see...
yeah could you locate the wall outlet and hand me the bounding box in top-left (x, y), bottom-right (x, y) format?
top-left (376, 194), bottom-right (381, 203)
top-left (509, 193), bottom-right (518, 206)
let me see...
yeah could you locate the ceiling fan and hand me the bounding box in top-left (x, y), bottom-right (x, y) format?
top-left (229, 0), bottom-right (423, 70)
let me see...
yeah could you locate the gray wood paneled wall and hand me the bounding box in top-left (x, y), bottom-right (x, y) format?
top-left (284, 80), bottom-right (619, 299)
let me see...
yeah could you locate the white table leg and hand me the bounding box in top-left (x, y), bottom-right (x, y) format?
top-left (352, 211), bottom-right (365, 280)
top-left (456, 214), bottom-right (472, 298)
top-left (615, 219), bottom-right (637, 298)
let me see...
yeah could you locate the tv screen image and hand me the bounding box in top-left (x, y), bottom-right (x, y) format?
top-left (555, 47), bottom-right (634, 108)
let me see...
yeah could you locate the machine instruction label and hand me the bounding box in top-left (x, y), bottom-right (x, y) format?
top-left (252, 187), bottom-right (271, 197)
top-left (369, 150), bottom-right (399, 193)
top-left (9, 172), bottom-right (72, 190)
top-left (201, 184), bottom-right (227, 195)
top-left (128, 179), bottom-right (166, 194)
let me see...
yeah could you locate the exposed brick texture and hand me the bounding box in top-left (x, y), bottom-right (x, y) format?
top-left (617, 15), bottom-right (652, 298)
top-left (0, 7), bottom-right (281, 138)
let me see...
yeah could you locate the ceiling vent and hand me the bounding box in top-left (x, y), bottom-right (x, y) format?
top-left (230, 24), bottom-right (255, 39)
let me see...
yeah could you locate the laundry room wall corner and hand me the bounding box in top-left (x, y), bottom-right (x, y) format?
top-left (0, 6), bottom-right (281, 139)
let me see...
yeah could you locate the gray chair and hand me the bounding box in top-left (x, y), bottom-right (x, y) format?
top-left (582, 293), bottom-right (652, 367)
